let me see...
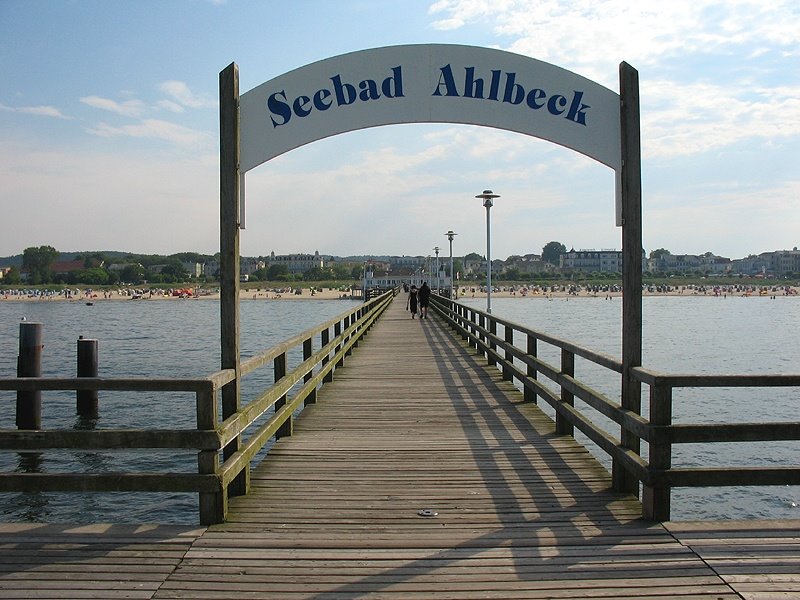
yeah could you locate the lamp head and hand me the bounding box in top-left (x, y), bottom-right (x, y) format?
top-left (475, 189), bottom-right (500, 208)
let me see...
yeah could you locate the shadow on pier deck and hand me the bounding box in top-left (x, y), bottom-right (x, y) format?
top-left (0, 296), bottom-right (797, 598)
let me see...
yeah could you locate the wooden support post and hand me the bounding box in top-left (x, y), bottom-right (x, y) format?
top-left (219, 62), bottom-right (248, 498)
top-left (321, 328), bottom-right (332, 383)
top-left (17, 322), bottom-right (43, 429)
top-left (334, 321), bottom-right (343, 368)
top-left (274, 352), bottom-right (292, 439)
top-left (525, 333), bottom-right (538, 404)
top-left (197, 384), bottom-right (225, 524)
top-left (642, 380), bottom-right (672, 521)
top-left (303, 337), bottom-right (316, 405)
top-left (76, 337), bottom-right (99, 418)
top-left (478, 314), bottom-right (486, 356)
top-left (557, 349), bottom-right (575, 436)
top-left (614, 61), bottom-right (643, 496)
top-left (502, 324), bottom-right (514, 381)
top-left (344, 315), bottom-right (352, 357)
top-left (488, 319), bottom-right (497, 367)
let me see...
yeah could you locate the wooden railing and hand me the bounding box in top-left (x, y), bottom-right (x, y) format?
top-left (0, 290), bottom-right (396, 524)
top-left (432, 294), bottom-right (800, 521)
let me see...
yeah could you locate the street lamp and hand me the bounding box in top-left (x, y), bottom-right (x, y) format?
top-left (434, 247), bottom-right (440, 292)
top-left (445, 231), bottom-right (457, 299)
top-left (475, 189), bottom-right (500, 314)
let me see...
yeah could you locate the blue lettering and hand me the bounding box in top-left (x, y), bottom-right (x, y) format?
top-left (502, 72), bottom-right (524, 105)
top-left (331, 74), bottom-right (357, 106)
top-left (267, 90), bottom-right (292, 128)
top-left (565, 91), bottom-right (589, 125)
top-left (526, 88), bottom-right (546, 109)
top-left (547, 94), bottom-right (568, 115)
top-left (382, 66), bottom-right (404, 98)
top-left (463, 67), bottom-right (484, 99)
top-left (359, 79), bottom-right (380, 101)
top-left (293, 95), bottom-right (312, 118)
top-left (432, 64), bottom-right (459, 97)
top-left (313, 88), bottom-right (332, 111)
top-left (488, 70), bottom-right (501, 101)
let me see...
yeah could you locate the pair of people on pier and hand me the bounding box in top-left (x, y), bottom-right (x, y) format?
top-left (407, 282), bottom-right (431, 319)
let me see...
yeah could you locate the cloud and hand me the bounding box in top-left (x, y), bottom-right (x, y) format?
top-left (159, 81), bottom-right (216, 110)
top-left (642, 80), bottom-right (800, 158)
top-left (80, 95), bottom-right (145, 117)
top-left (88, 119), bottom-right (212, 148)
top-left (0, 103), bottom-right (69, 119)
top-left (429, 1), bottom-right (798, 74)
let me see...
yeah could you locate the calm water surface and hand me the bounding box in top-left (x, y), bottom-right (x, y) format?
top-left (1, 295), bottom-right (798, 523)
top-left (462, 295), bottom-right (800, 521)
top-left (0, 297), bottom-right (360, 523)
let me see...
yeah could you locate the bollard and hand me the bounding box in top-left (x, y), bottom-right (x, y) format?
top-left (77, 336), bottom-right (99, 418)
top-left (16, 321), bottom-right (43, 429)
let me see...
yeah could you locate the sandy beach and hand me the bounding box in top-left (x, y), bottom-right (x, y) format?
top-left (2, 282), bottom-right (798, 302)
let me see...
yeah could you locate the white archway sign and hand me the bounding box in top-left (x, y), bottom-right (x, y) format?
top-left (218, 44), bottom-right (643, 504)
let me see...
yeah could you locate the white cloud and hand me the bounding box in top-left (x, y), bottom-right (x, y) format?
top-left (88, 119), bottom-right (212, 148)
top-left (642, 80), bottom-right (800, 158)
top-left (159, 81), bottom-right (216, 110)
top-left (0, 103), bottom-right (69, 119)
top-left (80, 95), bottom-right (145, 117)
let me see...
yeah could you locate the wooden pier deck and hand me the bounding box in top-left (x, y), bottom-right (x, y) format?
top-left (1, 296), bottom-right (798, 598)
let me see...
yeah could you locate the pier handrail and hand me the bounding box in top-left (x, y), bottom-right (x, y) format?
top-left (431, 293), bottom-right (800, 521)
top-left (0, 290), bottom-right (396, 524)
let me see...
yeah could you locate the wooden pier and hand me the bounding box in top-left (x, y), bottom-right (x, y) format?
top-left (0, 296), bottom-right (797, 598)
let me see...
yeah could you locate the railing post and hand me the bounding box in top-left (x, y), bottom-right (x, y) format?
top-left (274, 352), bottom-right (292, 439)
top-left (334, 321), bottom-right (343, 368)
top-left (303, 337), bottom-right (316, 406)
top-left (525, 333), bottom-right (538, 404)
top-left (642, 379), bottom-right (672, 521)
top-left (488, 318), bottom-right (497, 367)
top-left (477, 314), bottom-right (486, 356)
top-left (16, 321), bottom-right (43, 430)
top-left (344, 315), bottom-right (352, 356)
top-left (459, 305), bottom-right (468, 341)
top-left (556, 349), bottom-right (575, 436)
top-left (197, 383), bottom-right (225, 524)
top-left (321, 328), bottom-right (333, 383)
top-left (502, 324), bottom-right (514, 381)
top-left (76, 336), bottom-right (99, 418)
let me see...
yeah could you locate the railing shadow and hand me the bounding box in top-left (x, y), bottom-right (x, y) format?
top-left (304, 303), bottom-right (659, 598)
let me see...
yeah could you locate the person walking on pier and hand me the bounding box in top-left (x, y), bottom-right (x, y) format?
top-left (418, 282), bottom-right (431, 319)
top-left (406, 285), bottom-right (419, 319)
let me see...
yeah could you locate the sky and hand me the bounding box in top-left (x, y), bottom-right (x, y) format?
top-left (1, 0), bottom-right (798, 261)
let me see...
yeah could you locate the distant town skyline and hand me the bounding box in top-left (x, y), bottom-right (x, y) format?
top-left (1, 1), bottom-right (798, 260)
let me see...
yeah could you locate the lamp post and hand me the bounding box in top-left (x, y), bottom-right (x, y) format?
top-left (445, 231), bottom-right (457, 299)
top-left (475, 190), bottom-right (500, 314)
top-left (426, 255), bottom-right (431, 287)
top-left (434, 247), bottom-right (440, 292)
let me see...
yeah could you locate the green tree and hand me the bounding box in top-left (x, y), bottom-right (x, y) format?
top-left (463, 252), bottom-right (484, 262)
top-left (267, 263), bottom-right (289, 280)
top-left (22, 245), bottom-right (59, 284)
top-left (542, 242), bottom-right (566, 265)
top-left (332, 264), bottom-right (350, 280)
top-left (3, 266), bottom-right (21, 285)
top-left (650, 248), bottom-right (671, 259)
top-left (161, 262), bottom-right (188, 282)
top-left (120, 264), bottom-right (146, 284)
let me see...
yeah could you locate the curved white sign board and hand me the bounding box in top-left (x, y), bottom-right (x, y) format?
top-left (240, 44), bottom-right (621, 174)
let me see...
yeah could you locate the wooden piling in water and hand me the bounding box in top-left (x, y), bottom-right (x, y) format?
top-left (76, 336), bottom-right (99, 418)
top-left (16, 321), bottom-right (43, 429)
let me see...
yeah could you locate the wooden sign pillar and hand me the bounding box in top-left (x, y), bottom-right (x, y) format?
top-left (219, 62), bottom-right (248, 498)
top-left (614, 61), bottom-right (643, 497)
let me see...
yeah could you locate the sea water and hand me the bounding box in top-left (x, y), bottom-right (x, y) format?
top-left (0, 295), bottom-right (797, 523)
top-left (461, 295), bottom-right (800, 521)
